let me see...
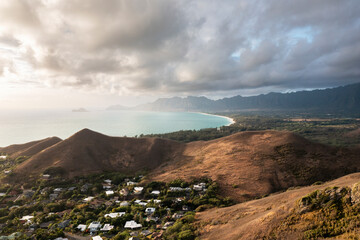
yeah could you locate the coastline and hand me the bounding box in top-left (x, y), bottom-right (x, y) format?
top-left (195, 112), bottom-right (235, 126)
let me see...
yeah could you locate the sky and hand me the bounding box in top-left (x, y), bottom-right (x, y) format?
top-left (0, 0), bottom-right (359, 109)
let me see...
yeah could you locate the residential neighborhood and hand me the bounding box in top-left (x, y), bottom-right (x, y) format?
top-left (0, 168), bottom-right (232, 240)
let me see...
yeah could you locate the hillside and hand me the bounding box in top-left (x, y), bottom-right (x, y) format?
top-left (149, 131), bottom-right (360, 202)
top-left (0, 137), bottom-right (62, 158)
top-left (129, 82), bottom-right (360, 114)
top-left (12, 129), bottom-right (182, 179)
top-left (196, 172), bottom-right (360, 240)
top-left (8, 129), bottom-right (360, 203)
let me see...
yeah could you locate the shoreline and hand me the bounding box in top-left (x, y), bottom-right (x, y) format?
top-left (195, 112), bottom-right (235, 126)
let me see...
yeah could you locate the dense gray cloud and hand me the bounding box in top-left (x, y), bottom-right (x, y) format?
top-left (0, 0), bottom-right (359, 97)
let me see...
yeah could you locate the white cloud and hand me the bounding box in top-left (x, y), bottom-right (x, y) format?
top-left (0, 0), bottom-right (359, 100)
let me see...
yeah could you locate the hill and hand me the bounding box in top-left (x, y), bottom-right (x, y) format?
top-left (0, 137), bottom-right (62, 158)
top-left (196, 172), bottom-right (360, 240)
top-left (9, 129), bottom-right (360, 203)
top-left (130, 82), bottom-right (360, 115)
top-left (12, 129), bottom-right (181, 179)
top-left (148, 131), bottom-right (360, 202)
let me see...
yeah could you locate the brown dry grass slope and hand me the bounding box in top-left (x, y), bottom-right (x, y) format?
top-left (149, 131), bottom-right (360, 202)
top-left (196, 172), bottom-right (360, 240)
top-left (13, 129), bottom-right (182, 179)
top-left (0, 137), bottom-right (62, 158)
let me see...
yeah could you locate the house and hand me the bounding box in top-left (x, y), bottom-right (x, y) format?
top-left (169, 187), bottom-right (191, 192)
top-left (146, 216), bottom-right (159, 222)
top-left (42, 174), bottom-right (50, 180)
top-left (83, 196), bottom-right (95, 202)
top-left (127, 181), bottom-right (137, 186)
top-left (88, 221), bottom-right (102, 233)
top-left (29, 223), bottom-right (39, 231)
top-left (76, 224), bottom-right (87, 232)
top-left (133, 187), bottom-right (143, 195)
top-left (3, 170), bottom-right (11, 174)
top-left (193, 183), bottom-right (206, 191)
top-left (104, 212), bottom-right (125, 218)
top-left (141, 230), bottom-right (152, 236)
top-left (145, 207), bottom-right (156, 215)
top-left (134, 199), bottom-right (147, 206)
top-left (54, 238), bottom-right (68, 240)
top-left (172, 212), bottom-right (184, 220)
top-left (41, 187), bottom-right (51, 195)
top-left (151, 190), bottom-right (160, 195)
top-left (100, 223), bottom-right (114, 231)
top-left (105, 190), bottom-right (114, 196)
top-left (104, 179), bottom-right (112, 184)
top-left (68, 187), bottom-right (76, 191)
top-left (120, 188), bottom-right (129, 196)
top-left (23, 190), bottom-right (35, 198)
top-left (0, 156), bottom-right (6, 160)
top-left (182, 205), bottom-right (190, 211)
top-left (92, 237), bottom-right (102, 240)
top-left (0, 193), bottom-right (5, 197)
top-left (20, 215), bottom-right (34, 224)
top-left (58, 219), bottom-right (70, 229)
top-left (53, 188), bottom-right (63, 194)
top-left (124, 220), bottom-right (142, 229)
top-left (162, 221), bottom-right (174, 229)
top-left (81, 183), bottom-right (92, 192)
top-left (49, 193), bottom-right (58, 200)
top-left (39, 221), bottom-right (52, 229)
top-left (120, 201), bottom-right (130, 207)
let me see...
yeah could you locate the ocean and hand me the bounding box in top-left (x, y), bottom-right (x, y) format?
top-left (0, 110), bottom-right (232, 147)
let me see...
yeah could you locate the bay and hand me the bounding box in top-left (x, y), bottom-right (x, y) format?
top-left (0, 110), bottom-right (232, 147)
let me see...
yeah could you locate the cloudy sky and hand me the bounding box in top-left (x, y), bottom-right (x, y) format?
top-left (0, 0), bottom-right (359, 109)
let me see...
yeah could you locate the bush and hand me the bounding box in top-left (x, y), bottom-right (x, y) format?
top-left (178, 229), bottom-right (195, 240)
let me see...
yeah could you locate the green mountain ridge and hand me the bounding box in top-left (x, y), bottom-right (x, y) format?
top-left (121, 83), bottom-right (360, 114)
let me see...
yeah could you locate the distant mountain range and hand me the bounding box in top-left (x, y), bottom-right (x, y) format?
top-left (108, 83), bottom-right (360, 114)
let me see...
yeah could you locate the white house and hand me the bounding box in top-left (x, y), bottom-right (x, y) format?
top-left (104, 212), bottom-right (125, 218)
top-left (133, 187), bottom-right (143, 195)
top-left (145, 207), bottom-right (156, 214)
top-left (124, 220), bottom-right (142, 229)
top-left (151, 190), bottom-right (160, 195)
top-left (0, 156), bottom-right (6, 160)
top-left (135, 199), bottom-right (147, 206)
top-left (193, 183), bottom-right (206, 191)
top-left (83, 196), bottom-right (95, 202)
top-left (104, 179), bottom-right (112, 184)
top-left (105, 190), bottom-right (114, 196)
top-left (53, 188), bottom-right (63, 194)
top-left (120, 201), bottom-right (130, 207)
top-left (88, 221), bottom-right (102, 232)
top-left (20, 215), bottom-right (34, 224)
top-left (76, 224), bottom-right (87, 232)
top-left (100, 224), bottom-right (114, 231)
top-left (92, 236), bottom-right (103, 240)
top-left (127, 181), bottom-right (137, 186)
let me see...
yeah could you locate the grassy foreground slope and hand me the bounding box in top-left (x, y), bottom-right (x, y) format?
top-left (197, 172), bottom-right (360, 240)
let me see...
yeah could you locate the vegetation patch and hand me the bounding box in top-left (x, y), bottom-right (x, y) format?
top-left (270, 185), bottom-right (360, 239)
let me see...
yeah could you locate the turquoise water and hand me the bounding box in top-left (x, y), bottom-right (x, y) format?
top-left (0, 110), bottom-right (232, 147)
